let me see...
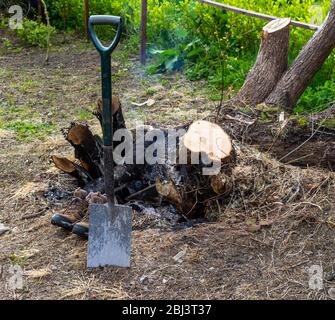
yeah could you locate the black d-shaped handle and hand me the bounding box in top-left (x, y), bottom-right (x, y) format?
top-left (88, 15), bottom-right (123, 55)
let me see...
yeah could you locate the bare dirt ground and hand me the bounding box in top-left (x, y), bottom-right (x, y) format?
top-left (1, 39), bottom-right (335, 300)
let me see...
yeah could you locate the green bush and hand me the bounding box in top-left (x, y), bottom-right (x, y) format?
top-left (295, 80), bottom-right (335, 113)
top-left (44, 0), bottom-right (83, 31)
top-left (15, 18), bottom-right (55, 48)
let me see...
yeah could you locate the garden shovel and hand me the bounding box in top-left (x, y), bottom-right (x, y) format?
top-left (87, 15), bottom-right (131, 268)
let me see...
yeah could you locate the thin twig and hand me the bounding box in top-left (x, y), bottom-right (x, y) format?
top-left (279, 123), bottom-right (323, 162)
top-left (41, 0), bottom-right (51, 63)
top-left (284, 152), bottom-right (314, 165)
top-left (224, 114), bottom-right (256, 125)
top-left (21, 208), bottom-right (48, 220)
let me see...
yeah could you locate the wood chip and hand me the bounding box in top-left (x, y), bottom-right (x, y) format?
top-left (131, 99), bottom-right (156, 107)
top-left (0, 223), bottom-right (10, 236)
top-left (25, 268), bottom-right (52, 279)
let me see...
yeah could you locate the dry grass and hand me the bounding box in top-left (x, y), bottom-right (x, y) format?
top-left (0, 40), bottom-right (335, 300)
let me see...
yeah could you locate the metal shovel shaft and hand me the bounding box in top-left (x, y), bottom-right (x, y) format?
top-left (100, 52), bottom-right (114, 204)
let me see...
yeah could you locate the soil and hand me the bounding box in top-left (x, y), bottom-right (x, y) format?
top-left (0, 38), bottom-right (335, 300)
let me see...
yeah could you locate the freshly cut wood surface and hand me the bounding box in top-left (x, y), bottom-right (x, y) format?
top-left (263, 18), bottom-right (291, 33)
top-left (182, 120), bottom-right (232, 161)
top-left (51, 155), bottom-right (76, 173)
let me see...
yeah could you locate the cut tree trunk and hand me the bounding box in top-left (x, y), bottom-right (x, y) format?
top-left (62, 123), bottom-right (103, 180)
top-left (52, 100), bottom-right (236, 219)
top-left (52, 96), bottom-right (128, 183)
top-left (265, 0), bottom-right (335, 110)
top-left (232, 18), bottom-right (291, 106)
top-left (160, 120), bottom-right (235, 217)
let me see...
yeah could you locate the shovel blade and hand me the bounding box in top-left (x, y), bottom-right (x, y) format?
top-left (87, 203), bottom-right (132, 268)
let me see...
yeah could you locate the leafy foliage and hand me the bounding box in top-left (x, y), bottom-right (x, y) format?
top-left (295, 79), bottom-right (335, 113)
top-left (44, 0), bottom-right (84, 31)
top-left (15, 18), bottom-right (55, 48)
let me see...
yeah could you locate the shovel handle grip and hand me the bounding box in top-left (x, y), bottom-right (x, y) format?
top-left (89, 15), bottom-right (121, 25)
top-left (88, 15), bottom-right (123, 55)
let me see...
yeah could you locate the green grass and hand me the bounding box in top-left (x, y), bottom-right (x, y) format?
top-left (145, 87), bottom-right (159, 96)
top-left (2, 121), bottom-right (56, 141)
top-left (15, 79), bottom-right (39, 94)
top-left (76, 108), bottom-right (94, 121)
top-left (320, 118), bottom-right (335, 129)
top-left (0, 99), bottom-right (70, 143)
top-left (8, 253), bottom-right (28, 268)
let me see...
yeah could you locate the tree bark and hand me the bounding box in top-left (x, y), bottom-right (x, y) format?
top-left (265, 0), bottom-right (335, 111)
top-left (232, 18), bottom-right (291, 106)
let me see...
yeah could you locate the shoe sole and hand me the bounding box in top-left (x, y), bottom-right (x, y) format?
top-left (51, 214), bottom-right (74, 231)
top-left (72, 224), bottom-right (89, 239)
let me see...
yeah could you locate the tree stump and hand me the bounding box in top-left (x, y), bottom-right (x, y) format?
top-left (232, 18), bottom-right (291, 106)
top-left (52, 103), bottom-right (236, 219)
